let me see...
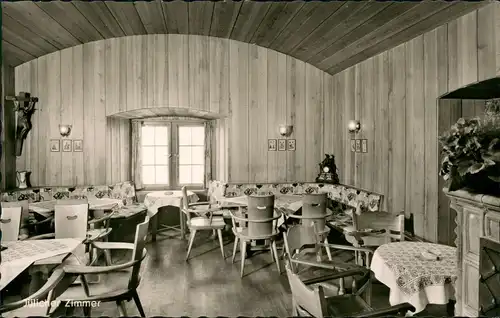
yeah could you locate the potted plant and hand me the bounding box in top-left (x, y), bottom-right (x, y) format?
top-left (439, 99), bottom-right (500, 195)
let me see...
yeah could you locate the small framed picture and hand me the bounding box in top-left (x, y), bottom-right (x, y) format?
top-left (62, 139), bottom-right (72, 152)
top-left (73, 139), bottom-right (83, 152)
top-left (355, 139), bottom-right (361, 152)
top-left (50, 139), bottom-right (60, 152)
top-left (350, 139), bottom-right (356, 152)
top-left (287, 139), bottom-right (296, 151)
top-left (278, 139), bottom-right (286, 151)
top-left (361, 139), bottom-right (367, 153)
top-left (268, 139), bottom-right (277, 151)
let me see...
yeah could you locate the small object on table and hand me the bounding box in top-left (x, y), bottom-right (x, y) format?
top-left (1, 245), bottom-right (8, 251)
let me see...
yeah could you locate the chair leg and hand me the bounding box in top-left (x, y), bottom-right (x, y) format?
top-left (104, 249), bottom-right (113, 265)
top-left (232, 236), bottom-right (239, 263)
top-left (186, 229), bottom-right (197, 261)
top-left (217, 229), bottom-right (225, 260)
top-left (324, 237), bottom-right (333, 261)
top-left (132, 290), bottom-right (146, 317)
top-left (180, 209), bottom-right (185, 240)
top-left (271, 240), bottom-right (281, 274)
top-left (117, 300), bottom-right (128, 316)
top-left (240, 240), bottom-right (247, 277)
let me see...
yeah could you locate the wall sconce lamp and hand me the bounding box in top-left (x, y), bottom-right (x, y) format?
top-left (59, 124), bottom-right (72, 137)
top-left (348, 120), bottom-right (361, 133)
top-left (278, 124), bottom-right (293, 137)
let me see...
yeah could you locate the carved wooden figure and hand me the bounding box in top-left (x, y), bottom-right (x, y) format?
top-left (6, 92), bottom-right (38, 156)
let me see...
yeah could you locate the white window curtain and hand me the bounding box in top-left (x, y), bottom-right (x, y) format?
top-left (131, 120), bottom-right (144, 189)
top-left (204, 121), bottom-right (214, 188)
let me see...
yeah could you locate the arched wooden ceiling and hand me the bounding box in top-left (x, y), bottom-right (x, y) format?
top-left (1, 0), bottom-right (487, 75)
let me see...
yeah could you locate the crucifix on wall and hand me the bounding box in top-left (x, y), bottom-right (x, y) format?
top-left (6, 92), bottom-right (39, 157)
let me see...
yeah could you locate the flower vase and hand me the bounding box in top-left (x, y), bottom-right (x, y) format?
top-left (16, 171), bottom-right (30, 189)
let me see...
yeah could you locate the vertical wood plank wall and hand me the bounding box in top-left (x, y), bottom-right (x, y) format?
top-left (324, 6), bottom-right (500, 241)
top-left (13, 35), bottom-right (327, 186)
top-left (1, 64), bottom-right (16, 190)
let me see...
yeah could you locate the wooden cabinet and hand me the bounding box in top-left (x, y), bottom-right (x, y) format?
top-left (446, 189), bottom-right (500, 317)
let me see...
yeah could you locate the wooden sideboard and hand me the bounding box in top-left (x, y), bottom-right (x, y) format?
top-left (445, 189), bottom-right (500, 317)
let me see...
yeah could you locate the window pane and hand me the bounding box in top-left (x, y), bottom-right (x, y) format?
top-left (179, 146), bottom-right (192, 165)
top-left (155, 126), bottom-right (168, 146)
top-left (155, 146), bottom-right (169, 165)
top-left (142, 166), bottom-right (155, 184)
top-left (155, 166), bottom-right (169, 184)
top-left (191, 126), bottom-right (205, 146)
top-left (191, 146), bottom-right (204, 165)
top-left (191, 165), bottom-right (204, 184)
top-left (179, 165), bottom-right (192, 184)
top-left (142, 126), bottom-right (155, 145)
top-left (178, 127), bottom-right (191, 146)
top-left (142, 147), bottom-right (155, 165)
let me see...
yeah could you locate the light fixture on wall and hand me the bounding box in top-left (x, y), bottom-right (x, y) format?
top-left (59, 124), bottom-right (72, 137)
top-left (347, 120), bottom-right (360, 133)
top-left (278, 124), bottom-right (293, 137)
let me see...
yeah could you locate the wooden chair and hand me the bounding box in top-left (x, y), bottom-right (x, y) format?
top-left (182, 186), bottom-right (226, 261)
top-left (0, 268), bottom-right (66, 315)
top-left (230, 194), bottom-right (282, 277)
top-left (1, 201), bottom-right (30, 239)
top-left (287, 193), bottom-right (333, 259)
top-left (283, 224), bottom-right (373, 296)
top-left (285, 261), bottom-right (414, 317)
top-left (0, 206), bottom-right (23, 241)
top-left (45, 217), bottom-right (150, 317)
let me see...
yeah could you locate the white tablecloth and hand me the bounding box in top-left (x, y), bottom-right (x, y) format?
top-left (370, 242), bottom-right (457, 314)
top-left (143, 190), bottom-right (199, 217)
top-left (29, 198), bottom-right (124, 217)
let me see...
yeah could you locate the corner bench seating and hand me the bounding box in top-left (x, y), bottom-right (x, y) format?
top-left (207, 181), bottom-right (384, 230)
top-left (1, 181), bottom-right (147, 220)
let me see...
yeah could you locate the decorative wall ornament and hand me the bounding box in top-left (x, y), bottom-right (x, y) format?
top-left (62, 139), bottom-right (72, 152)
top-left (361, 139), bottom-right (368, 153)
top-left (287, 139), bottom-right (296, 151)
top-left (268, 139), bottom-right (277, 151)
top-left (316, 154), bottom-right (340, 184)
top-left (355, 139), bottom-right (361, 152)
top-left (350, 139), bottom-right (356, 152)
top-left (278, 139), bottom-right (286, 151)
top-left (73, 139), bottom-right (83, 152)
top-left (6, 92), bottom-right (39, 157)
top-left (50, 139), bottom-right (60, 152)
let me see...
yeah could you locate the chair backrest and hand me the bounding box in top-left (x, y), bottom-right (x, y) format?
top-left (54, 204), bottom-right (89, 239)
top-left (0, 207), bottom-right (22, 241)
top-left (302, 193), bottom-right (328, 232)
top-left (247, 194), bottom-right (275, 237)
top-left (207, 180), bottom-right (226, 204)
top-left (283, 224), bottom-right (318, 258)
top-left (181, 186), bottom-right (193, 222)
top-left (128, 216), bottom-right (150, 290)
top-left (56, 199), bottom-right (89, 205)
top-left (285, 262), bottom-right (327, 318)
top-left (352, 210), bottom-right (405, 245)
top-left (2, 200), bottom-right (30, 234)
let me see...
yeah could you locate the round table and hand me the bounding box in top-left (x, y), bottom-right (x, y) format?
top-left (143, 190), bottom-right (199, 240)
top-left (370, 241), bottom-right (457, 314)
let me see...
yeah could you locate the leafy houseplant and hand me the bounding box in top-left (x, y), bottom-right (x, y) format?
top-left (439, 99), bottom-right (500, 195)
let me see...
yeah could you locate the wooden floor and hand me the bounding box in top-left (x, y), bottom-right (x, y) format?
top-left (5, 229), bottom-right (450, 317)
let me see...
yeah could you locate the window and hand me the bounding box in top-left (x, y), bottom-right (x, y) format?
top-left (140, 121), bottom-right (205, 189)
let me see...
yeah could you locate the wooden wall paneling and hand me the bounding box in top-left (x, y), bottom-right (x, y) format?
top-left (436, 25), bottom-right (449, 97)
top-left (28, 60), bottom-right (39, 186)
top-left (423, 28), bottom-right (440, 242)
top-left (405, 36), bottom-right (425, 238)
top-left (209, 37), bottom-right (229, 115)
top-left (105, 38), bottom-right (120, 115)
top-left (118, 38), bottom-right (128, 114)
top-left (82, 43), bottom-right (96, 185)
top-left (331, 74), bottom-right (345, 184)
top-left (342, 68), bottom-right (356, 186)
top-left (168, 35), bottom-right (189, 108)
top-left (72, 46), bottom-right (84, 185)
top-left (228, 41), bottom-right (249, 182)
top-left (361, 58), bottom-right (375, 191)
top-left (304, 67), bottom-right (324, 181)
top-left (353, 64), bottom-right (362, 188)
top-left (437, 99), bottom-right (462, 245)
top-left (93, 41), bottom-right (106, 185)
top-left (126, 36), bottom-right (146, 112)
top-left (119, 118), bottom-right (130, 182)
top-left (457, 11), bottom-right (478, 89)
top-left (447, 19), bottom-right (459, 93)
top-left (248, 45), bottom-right (268, 183)
top-left (286, 57), bottom-right (306, 182)
top-left (47, 51), bottom-right (61, 185)
top-left (189, 35), bottom-right (210, 111)
top-left (35, 57), bottom-right (47, 184)
top-left (60, 48), bottom-right (74, 185)
top-left (322, 74), bottom-right (334, 162)
top-left (13, 63), bottom-right (28, 174)
top-left (496, 4), bottom-right (500, 75)
top-left (2, 65), bottom-right (16, 190)
top-left (388, 44), bottom-right (406, 215)
top-left (477, 6), bottom-right (497, 81)
top-left (150, 35), bottom-right (168, 109)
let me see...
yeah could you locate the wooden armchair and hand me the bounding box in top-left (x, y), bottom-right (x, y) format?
top-left (285, 261), bottom-right (414, 317)
top-left (45, 217), bottom-right (150, 317)
top-left (182, 186), bottom-right (226, 261)
top-left (1, 200), bottom-right (30, 239)
top-left (0, 206), bottom-right (22, 241)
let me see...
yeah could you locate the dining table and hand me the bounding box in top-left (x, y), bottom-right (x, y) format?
top-left (0, 238), bottom-right (83, 293)
top-left (370, 241), bottom-right (457, 315)
top-left (29, 198), bottom-right (124, 218)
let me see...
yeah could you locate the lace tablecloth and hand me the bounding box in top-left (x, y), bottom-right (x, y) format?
top-left (143, 191), bottom-right (199, 217)
top-left (371, 242), bottom-right (457, 314)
